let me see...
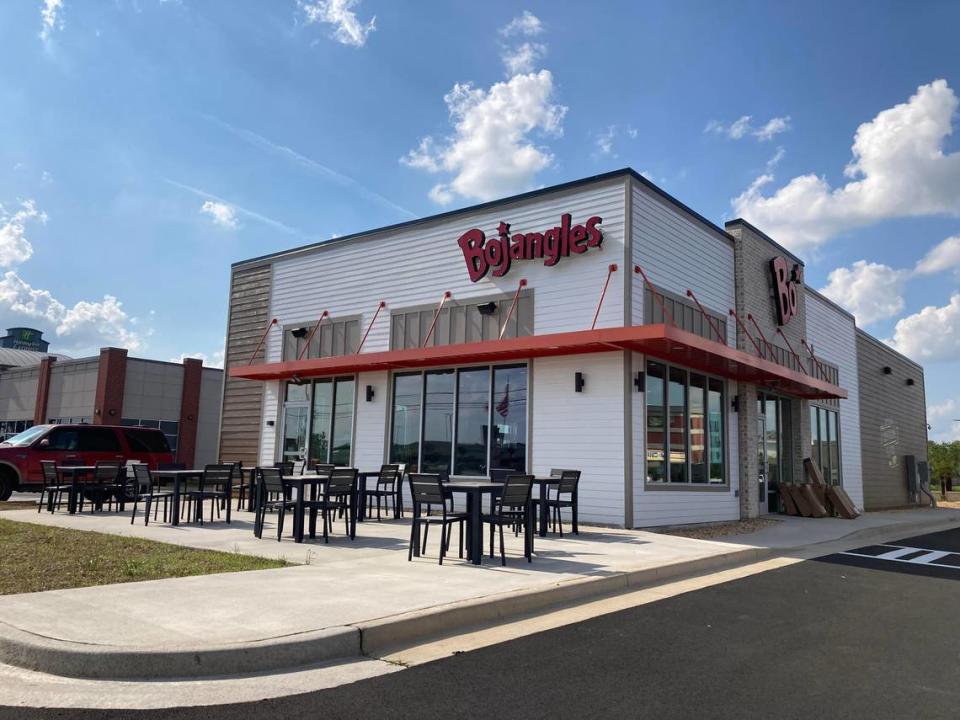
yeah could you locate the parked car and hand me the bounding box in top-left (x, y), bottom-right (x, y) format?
top-left (0, 424), bottom-right (175, 500)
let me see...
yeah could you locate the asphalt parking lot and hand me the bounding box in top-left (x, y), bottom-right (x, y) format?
top-left (5, 528), bottom-right (960, 720)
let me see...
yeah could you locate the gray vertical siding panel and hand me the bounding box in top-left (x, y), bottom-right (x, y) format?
top-left (856, 330), bottom-right (928, 509)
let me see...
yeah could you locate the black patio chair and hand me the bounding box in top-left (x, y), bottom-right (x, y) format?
top-left (292, 459), bottom-right (306, 476)
top-left (186, 464), bottom-right (234, 525)
top-left (546, 470), bottom-right (582, 536)
top-left (275, 461), bottom-right (294, 476)
top-left (314, 468), bottom-right (357, 543)
top-left (482, 474), bottom-right (534, 565)
top-left (366, 464), bottom-right (400, 520)
top-left (129, 463), bottom-right (173, 526)
top-left (38, 460), bottom-right (69, 513)
top-left (408, 473), bottom-right (467, 565)
top-left (253, 467), bottom-right (296, 541)
top-left (83, 461), bottom-right (123, 512)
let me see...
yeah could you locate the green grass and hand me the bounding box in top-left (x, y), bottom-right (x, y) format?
top-left (0, 517), bottom-right (287, 595)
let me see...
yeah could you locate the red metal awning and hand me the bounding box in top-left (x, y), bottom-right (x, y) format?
top-left (229, 324), bottom-right (847, 400)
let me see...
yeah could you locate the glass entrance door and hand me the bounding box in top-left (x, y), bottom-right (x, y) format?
top-left (280, 403), bottom-right (309, 464)
top-left (757, 394), bottom-right (793, 513)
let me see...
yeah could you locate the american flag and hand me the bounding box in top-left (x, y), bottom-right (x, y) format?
top-left (496, 383), bottom-right (510, 418)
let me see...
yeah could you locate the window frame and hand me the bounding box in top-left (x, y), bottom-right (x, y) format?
top-left (644, 359), bottom-right (729, 492)
top-left (810, 403), bottom-right (843, 487)
top-left (279, 376), bottom-right (357, 466)
top-left (387, 362), bottom-right (529, 477)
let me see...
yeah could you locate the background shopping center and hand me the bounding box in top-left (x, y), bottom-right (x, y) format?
top-left (220, 168), bottom-right (928, 527)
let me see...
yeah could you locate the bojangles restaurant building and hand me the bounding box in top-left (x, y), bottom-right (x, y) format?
top-left (219, 168), bottom-right (929, 527)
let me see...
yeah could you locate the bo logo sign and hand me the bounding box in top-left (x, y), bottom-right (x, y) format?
top-left (769, 256), bottom-right (804, 326)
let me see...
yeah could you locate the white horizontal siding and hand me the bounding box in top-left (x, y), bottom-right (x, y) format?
top-left (353, 371), bottom-right (388, 470)
top-left (266, 180), bottom-right (627, 364)
top-left (805, 291), bottom-right (863, 510)
top-left (531, 352), bottom-right (625, 526)
top-left (258, 381), bottom-right (279, 465)
top-left (631, 183), bottom-right (735, 347)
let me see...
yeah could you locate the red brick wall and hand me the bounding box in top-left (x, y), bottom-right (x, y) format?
top-left (93, 348), bottom-right (128, 424)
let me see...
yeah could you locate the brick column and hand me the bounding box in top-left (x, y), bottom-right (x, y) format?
top-left (177, 358), bottom-right (203, 466)
top-left (93, 347), bottom-right (128, 424)
top-left (737, 382), bottom-right (760, 519)
top-left (33, 356), bottom-right (57, 425)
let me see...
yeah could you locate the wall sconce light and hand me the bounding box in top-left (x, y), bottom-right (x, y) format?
top-left (882, 366), bottom-right (892, 374)
top-left (731, 395), bottom-right (740, 413)
top-left (291, 327), bottom-right (309, 339)
top-left (574, 372), bottom-right (585, 393)
top-left (634, 371), bottom-right (645, 392)
top-left (906, 378), bottom-right (915, 386)
top-left (366, 385), bottom-right (375, 402)
top-left (266, 420), bottom-right (275, 427)
top-left (477, 302), bottom-right (498, 316)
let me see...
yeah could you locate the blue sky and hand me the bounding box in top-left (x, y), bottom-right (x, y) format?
top-left (1, 0), bottom-right (958, 439)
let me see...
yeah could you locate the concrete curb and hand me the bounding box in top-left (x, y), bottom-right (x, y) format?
top-left (2, 513), bottom-right (957, 680)
top-left (0, 622), bottom-right (360, 680)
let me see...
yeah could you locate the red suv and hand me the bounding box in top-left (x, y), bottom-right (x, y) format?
top-left (0, 424), bottom-right (175, 500)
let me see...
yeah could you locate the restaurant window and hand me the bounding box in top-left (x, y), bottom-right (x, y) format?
top-left (646, 360), bottom-right (726, 486)
top-left (810, 405), bottom-right (842, 486)
top-left (121, 418), bottom-right (180, 453)
top-left (306, 377), bottom-right (355, 466)
top-left (282, 317), bottom-right (361, 361)
top-left (390, 295), bottom-right (534, 351)
top-left (389, 364), bottom-right (527, 476)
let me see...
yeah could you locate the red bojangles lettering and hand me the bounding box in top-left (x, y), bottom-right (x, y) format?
top-left (458, 213), bottom-right (603, 282)
top-left (770, 255), bottom-right (804, 325)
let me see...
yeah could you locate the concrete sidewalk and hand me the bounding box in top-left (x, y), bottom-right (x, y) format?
top-left (1, 504), bottom-right (958, 680)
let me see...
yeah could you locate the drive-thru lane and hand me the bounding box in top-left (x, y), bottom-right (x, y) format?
top-left (4, 528), bottom-right (959, 720)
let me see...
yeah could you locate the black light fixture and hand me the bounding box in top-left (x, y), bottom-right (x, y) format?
top-left (291, 327), bottom-right (309, 339)
top-left (477, 301), bottom-right (498, 316)
top-left (575, 372), bottom-right (585, 393)
top-left (365, 385), bottom-right (375, 402)
top-left (882, 366), bottom-right (892, 374)
top-left (634, 371), bottom-right (645, 392)
top-left (906, 378), bottom-right (915, 386)
top-left (731, 395), bottom-right (740, 413)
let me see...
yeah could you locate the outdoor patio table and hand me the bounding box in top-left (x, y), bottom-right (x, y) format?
top-left (284, 474), bottom-right (358, 543)
top-left (532, 477), bottom-right (561, 537)
top-left (54, 465), bottom-right (96, 514)
top-left (443, 481), bottom-right (534, 565)
top-left (151, 469), bottom-right (204, 526)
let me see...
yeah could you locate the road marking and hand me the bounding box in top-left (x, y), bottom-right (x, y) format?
top-left (841, 545), bottom-right (960, 570)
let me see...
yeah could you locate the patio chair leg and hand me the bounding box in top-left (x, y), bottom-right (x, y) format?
top-left (408, 518), bottom-right (417, 561)
top-left (459, 521), bottom-right (464, 558)
top-left (558, 507), bottom-right (564, 537)
top-left (277, 506), bottom-right (285, 542)
top-left (489, 522), bottom-right (495, 558)
top-left (144, 497), bottom-right (152, 526)
top-left (438, 524), bottom-right (446, 565)
top-left (422, 523), bottom-right (429, 554)
top-left (573, 505), bottom-right (579, 534)
top-left (500, 524), bottom-right (506, 566)
top-left (130, 498), bottom-right (138, 524)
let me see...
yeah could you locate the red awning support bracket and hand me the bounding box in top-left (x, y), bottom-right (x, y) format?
top-left (422, 291), bottom-right (452, 348)
top-left (729, 309), bottom-right (764, 357)
top-left (801, 338), bottom-right (828, 380)
top-left (356, 301), bottom-right (386, 354)
top-left (685, 289), bottom-right (726, 343)
top-left (247, 318), bottom-right (278, 366)
top-left (747, 314), bottom-right (776, 360)
top-left (634, 264), bottom-right (674, 327)
top-left (499, 279), bottom-right (528, 340)
top-left (592, 264), bottom-right (619, 330)
top-left (776, 327), bottom-right (809, 375)
top-left (296, 311), bottom-right (330, 361)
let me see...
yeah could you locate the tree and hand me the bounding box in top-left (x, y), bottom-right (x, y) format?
top-left (928, 441), bottom-right (960, 485)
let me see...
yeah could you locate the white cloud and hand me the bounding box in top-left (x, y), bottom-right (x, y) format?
top-left (0, 271), bottom-right (143, 353)
top-left (733, 80), bottom-right (960, 253)
top-left (0, 200), bottom-right (45, 268)
top-left (754, 116), bottom-right (791, 141)
top-left (428, 184), bottom-right (454, 206)
top-left (401, 70), bottom-right (566, 203)
top-left (301, 0), bottom-right (375, 48)
top-left (502, 42), bottom-right (546, 75)
top-left (170, 348), bottom-right (224, 369)
top-left (915, 235), bottom-right (960, 275)
top-left (39, 0), bottom-right (63, 41)
top-left (887, 293), bottom-right (960, 362)
top-left (928, 398), bottom-right (960, 441)
top-left (820, 260), bottom-right (907, 326)
top-left (200, 200), bottom-right (239, 229)
top-left (705, 115), bottom-right (790, 141)
top-left (593, 125), bottom-right (639, 159)
top-left (500, 10), bottom-right (543, 37)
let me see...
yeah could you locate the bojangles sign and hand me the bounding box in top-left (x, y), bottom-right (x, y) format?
top-left (458, 213), bottom-right (603, 282)
top-left (770, 255), bottom-right (804, 326)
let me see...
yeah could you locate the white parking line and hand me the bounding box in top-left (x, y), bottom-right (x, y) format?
top-left (841, 545), bottom-right (960, 570)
